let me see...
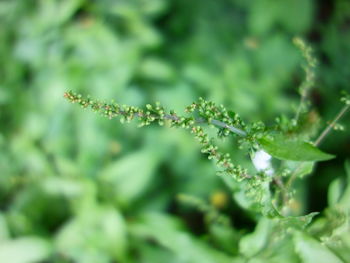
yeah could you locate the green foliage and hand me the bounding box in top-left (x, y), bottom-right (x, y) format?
top-left (1, 1), bottom-right (350, 262)
top-left (0, 237), bottom-right (51, 263)
top-left (55, 206), bottom-right (127, 262)
top-left (64, 91), bottom-right (250, 179)
top-left (258, 135), bottom-right (334, 162)
top-left (293, 231), bottom-right (343, 263)
top-left (130, 212), bottom-right (233, 263)
top-left (65, 37), bottom-right (349, 262)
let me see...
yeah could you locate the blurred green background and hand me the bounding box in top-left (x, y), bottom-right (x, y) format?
top-left (0, 0), bottom-right (350, 262)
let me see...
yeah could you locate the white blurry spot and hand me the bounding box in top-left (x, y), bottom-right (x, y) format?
top-left (252, 150), bottom-right (273, 175)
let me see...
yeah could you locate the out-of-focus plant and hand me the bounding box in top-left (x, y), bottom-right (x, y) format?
top-left (1, 1), bottom-right (350, 262)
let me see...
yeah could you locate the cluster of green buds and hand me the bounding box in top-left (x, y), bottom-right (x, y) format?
top-left (293, 37), bottom-right (317, 69)
top-left (189, 125), bottom-right (247, 180)
top-left (64, 91), bottom-right (252, 180)
top-left (194, 97), bottom-right (246, 138)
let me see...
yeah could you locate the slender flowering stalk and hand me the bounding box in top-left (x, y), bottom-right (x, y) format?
top-left (64, 89), bottom-right (348, 214)
top-left (293, 37), bottom-right (317, 124)
top-left (63, 92), bottom-right (247, 136)
top-left (64, 91), bottom-right (251, 180)
top-left (63, 37), bottom-right (349, 216)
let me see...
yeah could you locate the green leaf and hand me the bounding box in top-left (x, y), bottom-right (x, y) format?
top-left (239, 218), bottom-right (271, 257)
top-left (337, 160), bottom-right (350, 211)
top-left (285, 161), bottom-right (314, 178)
top-left (99, 148), bottom-right (159, 206)
top-left (249, 0), bottom-right (313, 34)
top-left (130, 213), bottom-right (232, 263)
top-left (209, 223), bottom-right (239, 254)
top-left (0, 213), bottom-right (9, 242)
top-left (293, 231), bottom-right (342, 263)
top-left (55, 206), bottom-right (127, 263)
top-left (258, 136), bottom-right (335, 162)
top-left (345, 159), bottom-right (350, 181)
top-left (0, 237), bottom-right (51, 263)
top-left (139, 57), bottom-right (175, 81)
top-left (326, 161), bottom-right (350, 210)
top-left (328, 178), bottom-right (343, 207)
top-left (295, 162), bottom-right (314, 178)
top-left (279, 212), bottom-right (319, 230)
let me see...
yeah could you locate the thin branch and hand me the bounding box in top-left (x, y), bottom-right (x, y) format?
top-left (210, 119), bottom-right (247, 136)
top-left (273, 177), bottom-right (289, 208)
top-left (314, 104), bottom-right (350, 146)
top-left (120, 111), bottom-right (247, 137)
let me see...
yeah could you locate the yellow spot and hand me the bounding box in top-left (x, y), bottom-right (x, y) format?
top-left (244, 37), bottom-right (259, 49)
top-left (110, 141), bottom-right (122, 155)
top-left (210, 191), bottom-right (228, 209)
top-left (288, 199), bottom-right (301, 214)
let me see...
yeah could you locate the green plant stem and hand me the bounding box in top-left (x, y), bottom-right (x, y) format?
top-left (285, 164), bottom-right (306, 190)
top-left (273, 177), bottom-right (288, 208)
top-left (286, 103), bottom-right (350, 190)
top-left (64, 91), bottom-right (250, 178)
top-left (130, 112), bottom-right (247, 137)
top-left (166, 114), bottom-right (247, 136)
top-left (314, 103), bottom-right (350, 146)
top-left (210, 119), bottom-right (247, 136)
top-left (90, 103), bottom-right (248, 138)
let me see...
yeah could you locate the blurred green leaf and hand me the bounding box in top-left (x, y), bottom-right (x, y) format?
top-left (336, 160), bottom-right (350, 211)
top-left (293, 231), bottom-right (342, 263)
top-left (328, 178), bottom-right (344, 207)
top-left (346, 160), bottom-right (350, 181)
top-left (39, 0), bottom-right (83, 27)
top-left (258, 136), bottom-right (334, 161)
top-left (130, 212), bottom-right (232, 263)
top-left (0, 213), bottom-right (9, 242)
top-left (7, 177), bottom-right (96, 236)
top-left (100, 148), bottom-right (159, 206)
top-left (55, 205), bottom-right (127, 263)
top-left (327, 160), bottom-right (350, 210)
top-left (295, 162), bottom-right (314, 178)
top-left (249, 0), bottom-right (313, 34)
top-left (209, 223), bottom-right (239, 254)
top-left (139, 0), bottom-right (168, 16)
top-left (1, 1), bottom-right (350, 262)
top-left (239, 218), bottom-right (271, 258)
top-left (0, 237), bottom-right (51, 263)
top-left (279, 212), bottom-right (319, 230)
top-left (139, 57), bottom-right (175, 81)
